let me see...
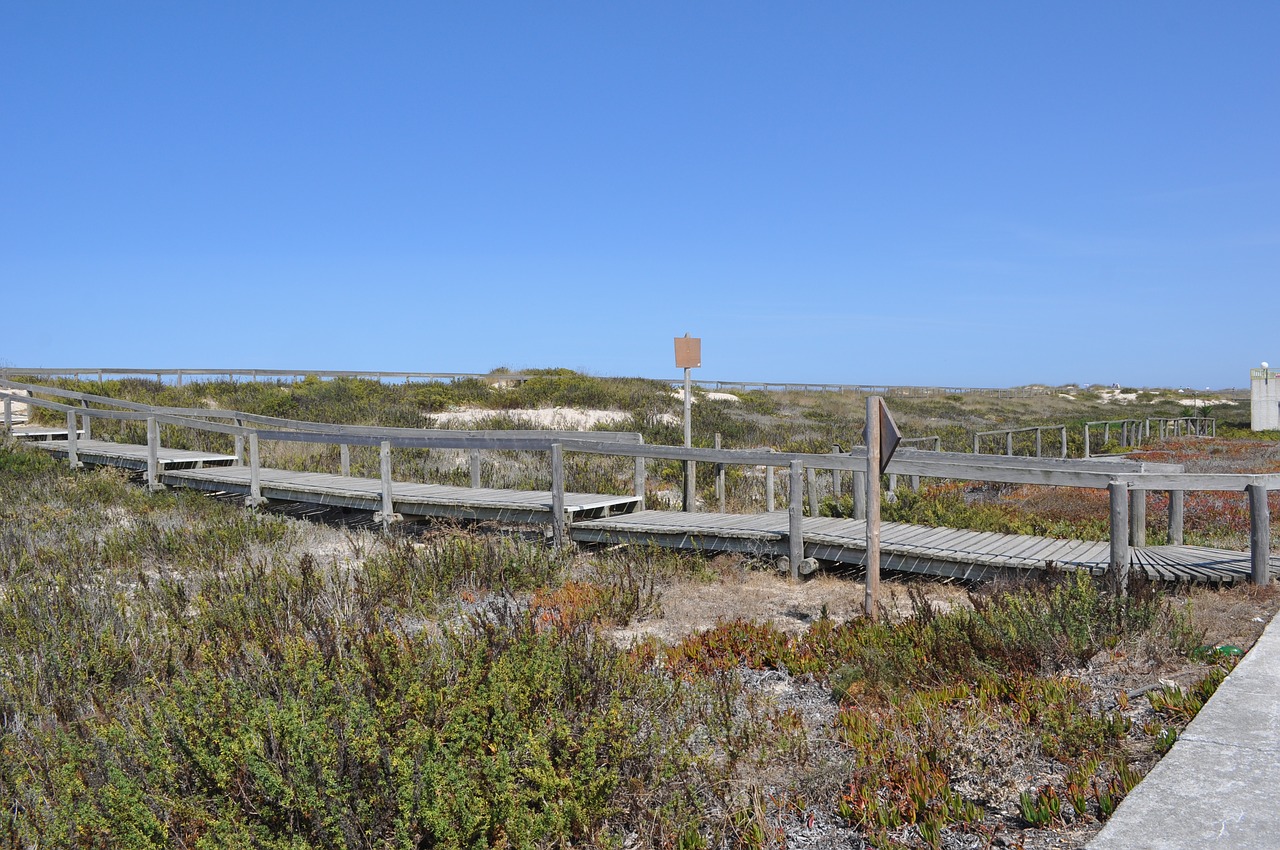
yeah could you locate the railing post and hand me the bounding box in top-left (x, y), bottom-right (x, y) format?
top-left (853, 470), bottom-right (867, 520)
top-left (1006, 431), bottom-right (1014, 456)
top-left (634, 453), bottom-right (646, 511)
top-left (765, 462), bottom-right (775, 512)
top-left (66, 409), bottom-right (80, 469)
top-left (378, 440), bottom-right (396, 529)
top-left (234, 418), bottom-right (245, 466)
top-left (470, 450), bottom-right (482, 489)
top-left (1168, 490), bottom-right (1184, 545)
top-left (146, 416), bottom-right (160, 491)
top-left (80, 401), bottom-right (91, 441)
top-left (788, 460), bottom-right (804, 579)
top-left (1129, 488), bottom-right (1146, 547)
top-left (1035, 428), bottom-right (1042, 458)
top-left (1109, 480), bottom-right (1130, 589)
top-left (1084, 424), bottom-right (1091, 458)
top-left (1060, 425), bottom-right (1067, 459)
top-left (2, 396), bottom-right (10, 432)
top-left (683, 459), bottom-right (696, 512)
top-left (247, 432), bottom-right (263, 506)
top-left (831, 444), bottom-right (842, 500)
top-left (715, 433), bottom-right (725, 513)
top-left (972, 433), bottom-right (980, 454)
top-left (1249, 482), bottom-right (1271, 585)
top-left (551, 443), bottom-right (566, 547)
top-left (805, 466), bottom-right (819, 517)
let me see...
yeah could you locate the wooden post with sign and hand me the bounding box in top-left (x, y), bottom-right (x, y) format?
top-left (864, 396), bottom-right (902, 621)
top-left (675, 335), bottom-right (701, 511)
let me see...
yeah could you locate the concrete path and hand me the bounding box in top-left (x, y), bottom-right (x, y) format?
top-left (1089, 609), bottom-right (1280, 849)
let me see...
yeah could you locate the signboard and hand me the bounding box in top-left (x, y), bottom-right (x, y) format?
top-left (863, 398), bottom-right (902, 474)
top-left (674, 336), bottom-right (701, 369)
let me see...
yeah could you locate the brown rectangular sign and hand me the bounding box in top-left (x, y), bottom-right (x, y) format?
top-left (674, 336), bottom-right (701, 369)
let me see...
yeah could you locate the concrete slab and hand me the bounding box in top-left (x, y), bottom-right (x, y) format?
top-left (1089, 609), bottom-right (1280, 849)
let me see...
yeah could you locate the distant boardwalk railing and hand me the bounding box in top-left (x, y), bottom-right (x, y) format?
top-left (0, 367), bottom-right (1061, 398)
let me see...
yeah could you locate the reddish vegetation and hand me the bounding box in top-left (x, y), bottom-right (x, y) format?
top-left (975, 438), bottom-right (1280, 546)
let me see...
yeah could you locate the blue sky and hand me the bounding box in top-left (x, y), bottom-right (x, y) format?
top-left (3, 2), bottom-right (1276, 389)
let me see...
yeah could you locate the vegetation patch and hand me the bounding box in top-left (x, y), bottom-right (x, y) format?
top-left (4, 375), bottom-right (1276, 848)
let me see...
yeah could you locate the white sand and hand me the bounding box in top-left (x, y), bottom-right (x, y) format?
top-left (432, 407), bottom-right (634, 430)
top-left (670, 389), bottom-right (740, 403)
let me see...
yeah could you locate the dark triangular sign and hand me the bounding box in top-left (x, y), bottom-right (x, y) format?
top-left (878, 399), bottom-right (901, 474)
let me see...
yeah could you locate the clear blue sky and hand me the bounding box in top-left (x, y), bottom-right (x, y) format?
top-left (3, 2), bottom-right (1276, 389)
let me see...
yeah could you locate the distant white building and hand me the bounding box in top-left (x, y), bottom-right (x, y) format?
top-left (1251, 363), bottom-right (1280, 430)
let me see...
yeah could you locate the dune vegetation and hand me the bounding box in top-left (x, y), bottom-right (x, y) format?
top-left (2, 372), bottom-right (1274, 849)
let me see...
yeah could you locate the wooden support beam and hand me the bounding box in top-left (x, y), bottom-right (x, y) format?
top-left (339, 443), bottom-right (350, 476)
top-left (1249, 482), bottom-right (1271, 585)
top-left (634, 454), bottom-right (646, 511)
top-left (247, 432), bottom-right (262, 506)
top-left (470, 450), bottom-right (482, 489)
top-left (806, 466), bottom-right (819, 517)
top-left (146, 416), bottom-right (160, 490)
top-left (683, 460), bottom-right (696, 512)
top-left (853, 470), bottom-right (866, 520)
top-left (1168, 490), bottom-right (1184, 546)
top-left (1129, 489), bottom-right (1146, 547)
top-left (788, 460), bottom-right (803, 580)
top-left (1109, 481), bottom-right (1130, 589)
top-left (715, 433), bottom-right (725, 513)
top-left (80, 401), bottom-right (91, 441)
top-left (379, 440), bottom-right (394, 530)
top-left (65, 409), bottom-right (80, 469)
top-left (832, 444), bottom-right (842, 499)
top-left (551, 443), bottom-right (566, 547)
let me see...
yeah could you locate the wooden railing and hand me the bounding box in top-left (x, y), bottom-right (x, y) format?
top-left (2, 380), bottom-right (1273, 584)
top-left (974, 426), bottom-right (1069, 459)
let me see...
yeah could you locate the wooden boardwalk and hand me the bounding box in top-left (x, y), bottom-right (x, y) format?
top-left (30, 440), bottom-right (637, 524)
top-left (27, 435), bottom-right (1271, 584)
top-left (10, 425), bottom-right (80, 441)
top-left (161, 466), bottom-right (640, 524)
top-left (34, 438), bottom-right (236, 470)
top-left (572, 510), bottom-right (1275, 584)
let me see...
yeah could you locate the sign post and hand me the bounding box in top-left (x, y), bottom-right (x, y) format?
top-left (675, 335), bottom-right (701, 511)
top-left (863, 396), bottom-right (901, 620)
